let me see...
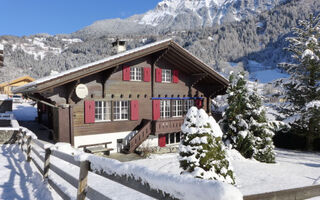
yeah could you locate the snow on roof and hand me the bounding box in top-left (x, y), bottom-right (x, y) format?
top-left (14, 38), bottom-right (172, 93)
top-left (14, 38), bottom-right (227, 93)
top-left (0, 44), bottom-right (3, 51)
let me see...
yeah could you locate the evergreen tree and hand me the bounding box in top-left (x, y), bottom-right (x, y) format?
top-left (279, 14), bottom-right (320, 151)
top-left (248, 88), bottom-right (276, 163)
top-left (220, 72), bottom-right (276, 163)
top-left (179, 107), bottom-right (235, 185)
top-left (220, 72), bottom-right (255, 159)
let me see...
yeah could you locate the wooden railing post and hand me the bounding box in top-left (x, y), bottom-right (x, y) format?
top-left (26, 136), bottom-right (32, 162)
top-left (77, 160), bottom-right (90, 200)
top-left (43, 148), bottom-right (51, 179)
top-left (21, 131), bottom-right (26, 152)
top-left (17, 128), bottom-right (22, 145)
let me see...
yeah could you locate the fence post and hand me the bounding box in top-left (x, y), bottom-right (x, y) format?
top-left (21, 131), bottom-right (26, 152)
top-left (17, 128), bottom-right (22, 145)
top-left (26, 136), bottom-right (32, 162)
top-left (43, 148), bottom-right (51, 179)
top-left (77, 160), bottom-right (90, 200)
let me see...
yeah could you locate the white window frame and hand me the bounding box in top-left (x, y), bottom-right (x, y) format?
top-left (113, 100), bottom-right (129, 121)
top-left (172, 100), bottom-right (183, 117)
top-left (130, 67), bottom-right (142, 81)
top-left (162, 69), bottom-right (172, 83)
top-left (184, 99), bottom-right (194, 114)
top-left (95, 101), bottom-right (111, 122)
top-left (166, 132), bottom-right (181, 145)
top-left (160, 100), bottom-right (171, 119)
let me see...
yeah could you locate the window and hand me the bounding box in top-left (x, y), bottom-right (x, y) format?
top-left (130, 67), bottom-right (142, 81)
top-left (162, 69), bottom-right (172, 83)
top-left (165, 132), bottom-right (181, 144)
top-left (95, 101), bottom-right (111, 122)
top-left (160, 100), bottom-right (171, 118)
top-left (184, 99), bottom-right (194, 114)
top-left (113, 101), bottom-right (129, 120)
top-left (172, 100), bottom-right (183, 117)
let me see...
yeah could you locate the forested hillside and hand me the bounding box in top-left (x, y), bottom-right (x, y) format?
top-left (0, 0), bottom-right (319, 83)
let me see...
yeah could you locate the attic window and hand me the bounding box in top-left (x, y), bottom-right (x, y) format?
top-left (130, 67), bottom-right (142, 81)
top-left (162, 69), bottom-right (172, 83)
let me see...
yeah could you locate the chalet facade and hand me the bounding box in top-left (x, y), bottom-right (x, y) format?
top-left (14, 39), bottom-right (228, 153)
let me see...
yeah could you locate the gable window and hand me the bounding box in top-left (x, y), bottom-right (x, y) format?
top-left (130, 67), bottom-right (142, 81)
top-left (160, 100), bottom-right (171, 118)
top-left (95, 101), bottom-right (111, 122)
top-left (162, 69), bottom-right (172, 83)
top-left (172, 100), bottom-right (183, 117)
top-left (184, 99), bottom-right (194, 114)
top-left (113, 101), bottom-right (129, 120)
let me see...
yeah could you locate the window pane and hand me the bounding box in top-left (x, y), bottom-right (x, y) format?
top-left (162, 69), bottom-right (172, 83)
top-left (176, 132), bottom-right (181, 143)
top-left (130, 67), bottom-right (142, 81)
top-left (170, 133), bottom-right (175, 144)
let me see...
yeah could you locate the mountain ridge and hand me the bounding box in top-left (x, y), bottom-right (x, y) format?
top-left (1, 0), bottom-right (319, 84)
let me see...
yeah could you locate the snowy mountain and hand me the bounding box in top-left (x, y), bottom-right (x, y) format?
top-left (138, 0), bottom-right (285, 26)
top-left (74, 0), bottom-right (287, 38)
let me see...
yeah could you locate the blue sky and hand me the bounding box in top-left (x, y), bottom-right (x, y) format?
top-left (0, 0), bottom-right (161, 36)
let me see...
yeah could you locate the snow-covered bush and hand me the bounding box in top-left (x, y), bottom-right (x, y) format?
top-left (220, 72), bottom-right (275, 163)
top-left (179, 107), bottom-right (235, 185)
top-left (278, 14), bottom-right (320, 150)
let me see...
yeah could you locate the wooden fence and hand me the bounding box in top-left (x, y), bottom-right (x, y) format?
top-left (243, 184), bottom-right (320, 200)
top-left (16, 128), bottom-right (177, 200)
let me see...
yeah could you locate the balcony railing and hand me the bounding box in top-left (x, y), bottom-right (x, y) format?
top-left (127, 120), bottom-right (152, 153)
top-left (153, 118), bottom-right (184, 135)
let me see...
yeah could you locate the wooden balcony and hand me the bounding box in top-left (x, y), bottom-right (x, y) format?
top-left (152, 118), bottom-right (184, 135)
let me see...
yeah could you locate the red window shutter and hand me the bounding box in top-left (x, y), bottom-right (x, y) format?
top-left (155, 68), bottom-right (162, 83)
top-left (158, 134), bottom-right (166, 147)
top-left (173, 70), bottom-right (179, 83)
top-left (122, 66), bottom-right (130, 81)
top-left (84, 100), bottom-right (95, 123)
top-left (152, 100), bottom-right (160, 120)
top-left (130, 100), bottom-right (139, 120)
top-left (143, 67), bottom-right (151, 82)
top-left (195, 99), bottom-right (203, 109)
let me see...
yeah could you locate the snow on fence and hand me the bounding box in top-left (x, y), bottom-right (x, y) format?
top-left (16, 128), bottom-right (242, 200)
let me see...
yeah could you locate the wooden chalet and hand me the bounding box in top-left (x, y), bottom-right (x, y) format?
top-left (14, 39), bottom-right (228, 153)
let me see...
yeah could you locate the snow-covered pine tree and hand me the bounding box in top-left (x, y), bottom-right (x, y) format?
top-left (248, 88), bottom-right (276, 163)
top-left (220, 72), bottom-right (255, 159)
top-left (279, 14), bottom-right (320, 151)
top-left (179, 107), bottom-right (235, 185)
top-left (220, 72), bottom-right (276, 163)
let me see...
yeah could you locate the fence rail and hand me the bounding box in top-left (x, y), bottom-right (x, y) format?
top-left (16, 128), bottom-right (177, 200)
top-left (244, 184), bottom-right (320, 200)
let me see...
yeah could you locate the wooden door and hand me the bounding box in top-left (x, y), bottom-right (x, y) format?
top-left (158, 134), bottom-right (166, 147)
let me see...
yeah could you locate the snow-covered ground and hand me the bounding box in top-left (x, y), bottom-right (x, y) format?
top-left (130, 149), bottom-right (320, 196)
top-left (0, 144), bottom-right (60, 200)
top-left (12, 103), bottom-right (37, 121)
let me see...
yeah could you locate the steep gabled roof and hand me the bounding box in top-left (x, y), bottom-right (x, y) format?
top-left (14, 39), bottom-right (228, 93)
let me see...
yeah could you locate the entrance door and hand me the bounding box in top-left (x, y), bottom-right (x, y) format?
top-left (158, 134), bottom-right (166, 147)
